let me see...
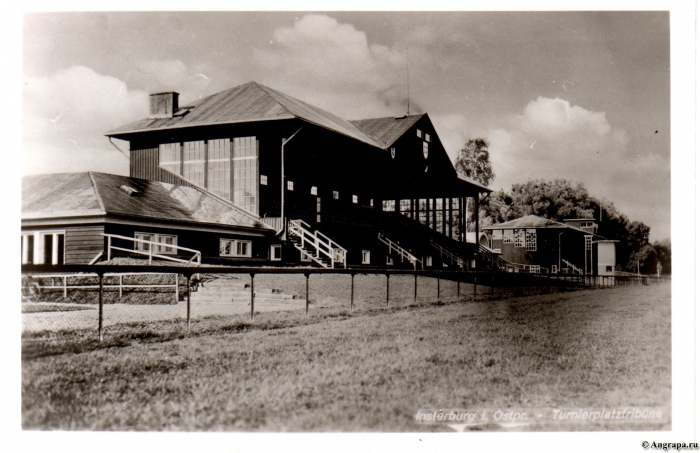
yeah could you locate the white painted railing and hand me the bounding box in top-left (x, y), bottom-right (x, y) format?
top-left (380, 234), bottom-right (422, 269)
top-left (102, 234), bottom-right (201, 266)
top-left (562, 259), bottom-right (583, 275)
top-left (288, 219), bottom-right (347, 269)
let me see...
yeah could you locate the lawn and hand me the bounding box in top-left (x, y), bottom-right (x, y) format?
top-left (22, 281), bottom-right (671, 431)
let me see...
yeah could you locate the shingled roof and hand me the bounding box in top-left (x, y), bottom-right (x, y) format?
top-left (106, 82), bottom-right (378, 147)
top-left (22, 172), bottom-right (269, 230)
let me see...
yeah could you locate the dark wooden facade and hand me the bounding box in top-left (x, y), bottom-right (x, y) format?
top-left (120, 117), bottom-right (484, 267)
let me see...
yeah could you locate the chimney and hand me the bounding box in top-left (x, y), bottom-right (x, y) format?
top-left (149, 92), bottom-right (179, 119)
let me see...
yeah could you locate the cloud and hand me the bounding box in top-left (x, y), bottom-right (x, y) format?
top-left (23, 65), bottom-right (148, 175)
top-left (485, 96), bottom-right (669, 239)
top-left (252, 14), bottom-right (407, 119)
top-left (515, 97), bottom-right (613, 140)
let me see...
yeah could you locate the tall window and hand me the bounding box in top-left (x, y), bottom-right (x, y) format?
top-left (233, 136), bottom-right (258, 214)
top-left (514, 229), bottom-right (525, 247)
top-left (207, 139), bottom-right (231, 198)
top-left (183, 141), bottom-right (206, 187)
top-left (159, 143), bottom-right (181, 175)
top-left (418, 199), bottom-right (427, 224)
top-left (503, 229), bottom-right (514, 243)
top-left (585, 235), bottom-right (593, 251)
top-left (399, 199), bottom-right (411, 217)
top-left (525, 229), bottom-right (537, 251)
top-left (435, 198), bottom-right (443, 232)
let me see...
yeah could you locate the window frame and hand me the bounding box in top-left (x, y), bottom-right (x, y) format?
top-left (361, 250), bottom-right (371, 265)
top-left (270, 244), bottom-right (282, 261)
top-left (219, 238), bottom-right (252, 258)
top-left (135, 232), bottom-right (178, 255)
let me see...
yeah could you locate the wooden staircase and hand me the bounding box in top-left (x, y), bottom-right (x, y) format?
top-left (287, 219), bottom-right (347, 268)
top-left (378, 233), bottom-right (422, 269)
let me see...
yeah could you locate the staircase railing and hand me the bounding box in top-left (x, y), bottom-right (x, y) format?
top-left (103, 233), bottom-right (201, 266)
top-left (562, 259), bottom-right (583, 275)
top-left (429, 239), bottom-right (464, 268)
top-left (379, 233), bottom-right (422, 269)
top-left (288, 219), bottom-right (347, 269)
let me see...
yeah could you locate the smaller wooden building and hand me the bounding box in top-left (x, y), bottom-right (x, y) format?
top-left (482, 215), bottom-right (617, 275)
top-left (21, 172), bottom-right (277, 265)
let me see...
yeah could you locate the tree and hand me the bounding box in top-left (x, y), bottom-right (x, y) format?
top-left (479, 178), bottom-right (653, 271)
top-left (455, 138), bottom-right (495, 187)
top-left (454, 138), bottom-right (495, 232)
top-left (652, 239), bottom-right (671, 275)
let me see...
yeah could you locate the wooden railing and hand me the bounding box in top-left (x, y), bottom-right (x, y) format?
top-left (22, 272), bottom-right (183, 303)
top-left (288, 219), bottom-right (347, 269)
top-left (379, 233), bottom-right (423, 269)
top-left (430, 239), bottom-right (465, 268)
top-left (103, 234), bottom-right (201, 266)
top-left (562, 259), bottom-right (583, 275)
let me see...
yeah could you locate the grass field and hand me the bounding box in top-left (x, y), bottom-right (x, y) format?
top-left (22, 281), bottom-right (671, 431)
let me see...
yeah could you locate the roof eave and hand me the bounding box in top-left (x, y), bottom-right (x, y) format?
top-left (105, 114), bottom-right (297, 138)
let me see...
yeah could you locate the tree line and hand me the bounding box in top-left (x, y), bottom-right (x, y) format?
top-left (455, 138), bottom-right (670, 275)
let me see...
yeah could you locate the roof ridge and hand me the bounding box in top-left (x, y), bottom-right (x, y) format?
top-left (255, 83), bottom-right (380, 147)
top-left (87, 171), bottom-right (107, 214)
top-left (350, 113), bottom-right (425, 123)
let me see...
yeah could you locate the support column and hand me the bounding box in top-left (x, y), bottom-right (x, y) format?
top-left (458, 197), bottom-right (464, 242)
top-left (448, 198), bottom-right (453, 240)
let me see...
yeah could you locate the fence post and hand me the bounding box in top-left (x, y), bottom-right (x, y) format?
top-left (350, 273), bottom-right (355, 311)
top-left (149, 246), bottom-right (152, 265)
top-left (305, 272), bottom-right (310, 316)
top-left (63, 275), bottom-right (67, 299)
top-left (414, 273), bottom-right (418, 303)
top-left (386, 273), bottom-right (390, 307)
top-left (437, 277), bottom-right (440, 302)
top-left (98, 273), bottom-right (104, 342)
top-left (175, 274), bottom-right (179, 304)
top-left (250, 273), bottom-right (255, 320)
top-left (473, 276), bottom-right (477, 299)
top-left (119, 274), bottom-right (123, 300)
top-left (107, 236), bottom-right (112, 261)
top-left (186, 274), bottom-right (191, 331)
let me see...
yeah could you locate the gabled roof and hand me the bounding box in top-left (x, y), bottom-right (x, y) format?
top-left (349, 114), bottom-right (423, 149)
top-left (106, 82), bottom-right (378, 147)
top-left (22, 172), bottom-right (269, 230)
top-left (482, 214), bottom-right (605, 238)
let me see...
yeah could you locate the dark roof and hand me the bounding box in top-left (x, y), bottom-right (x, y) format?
top-left (22, 172), bottom-right (268, 230)
top-left (107, 81), bottom-right (378, 147)
top-left (349, 114), bottom-right (423, 149)
top-left (482, 215), bottom-right (605, 238)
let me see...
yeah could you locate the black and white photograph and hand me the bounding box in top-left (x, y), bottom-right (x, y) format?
top-left (12, 2), bottom-right (697, 451)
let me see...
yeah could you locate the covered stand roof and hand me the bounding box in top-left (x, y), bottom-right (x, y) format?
top-left (22, 172), bottom-right (270, 230)
top-left (106, 82), bottom-right (378, 147)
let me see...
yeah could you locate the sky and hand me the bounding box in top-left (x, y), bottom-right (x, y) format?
top-left (22, 11), bottom-right (671, 241)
